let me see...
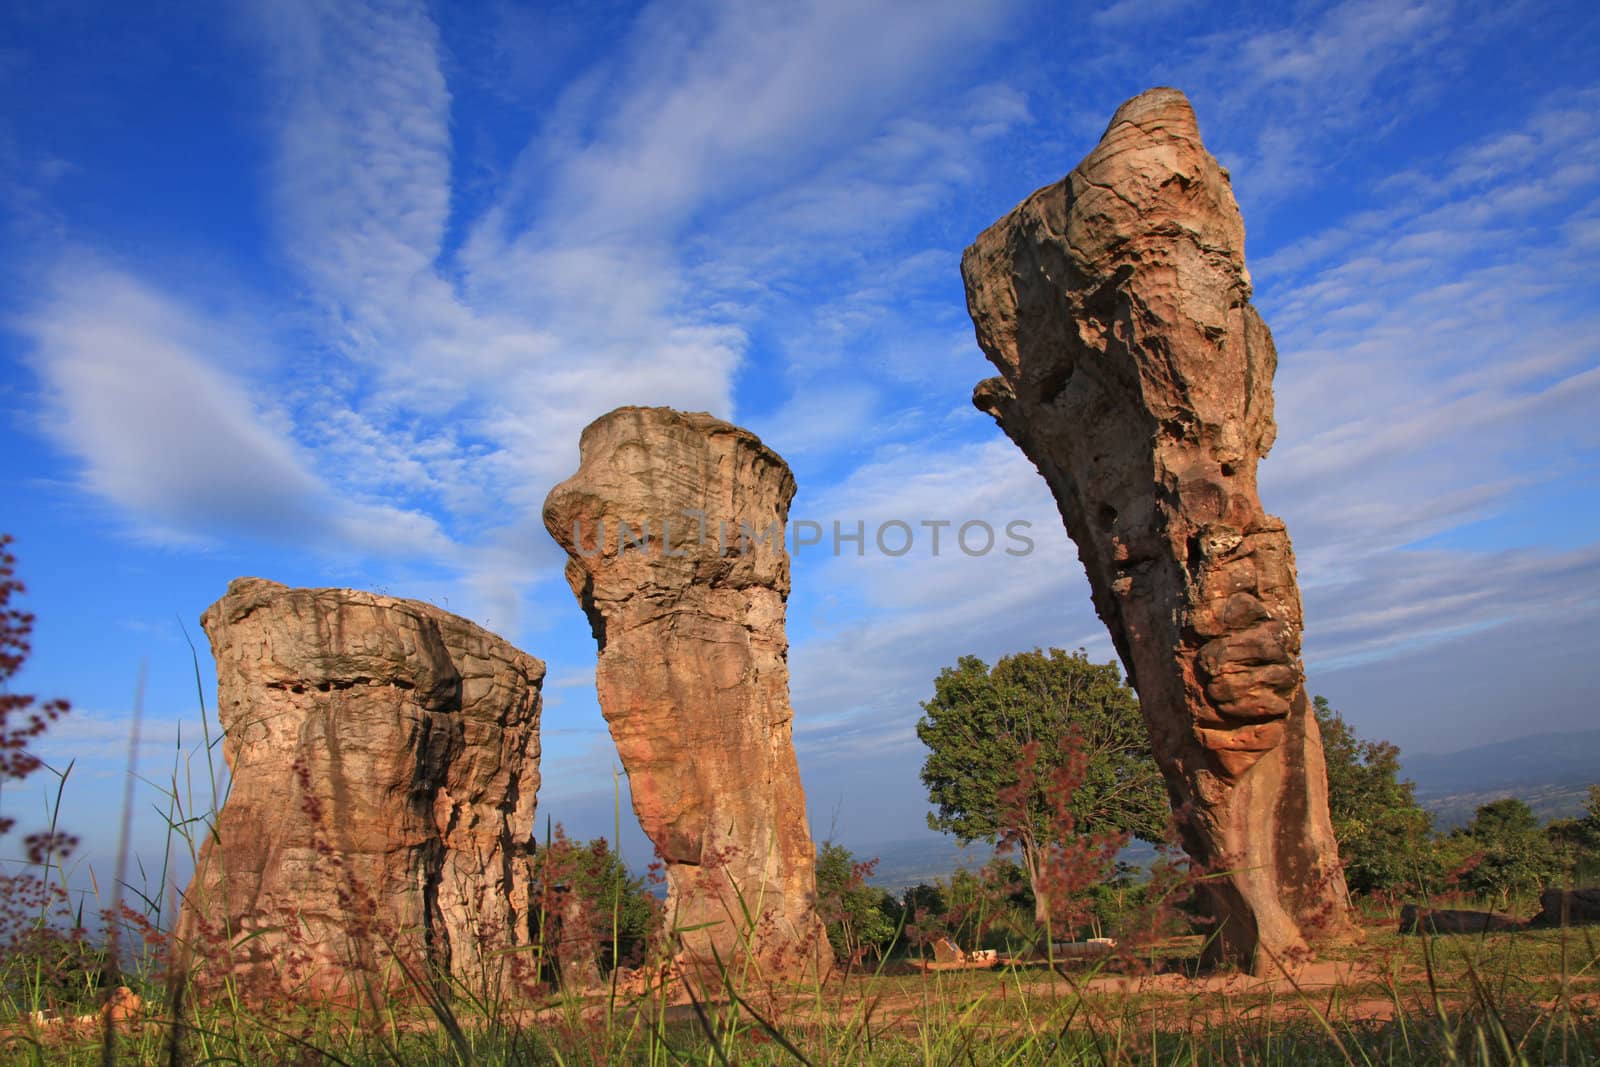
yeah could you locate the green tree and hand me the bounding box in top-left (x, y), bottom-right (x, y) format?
top-left (1574, 785), bottom-right (1600, 879)
top-left (916, 648), bottom-right (1166, 925)
top-left (1455, 797), bottom-right (1564, 908)
top-left (530, 829), bottom-right (659, 979)
top-left (1547, 785), bottom-right (1600, 871)
top-left (1313, 695), bottom-right (1434, 895)
top-left (1551, 785), bottom-right (1600, 851)
top-left (814, 842), bottom-right (897, 964)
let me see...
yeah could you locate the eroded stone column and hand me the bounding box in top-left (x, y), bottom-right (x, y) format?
top-left (177, 578), bottom-right (544, 999)
top-left (543, 406), bottom-right (826, 978)
top-left (961, 87), bottom-right (1353, 972)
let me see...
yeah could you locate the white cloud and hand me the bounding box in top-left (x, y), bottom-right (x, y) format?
top-left (748, 384), bottom-right (879, 460)
top-left (777, 79), bottom-right (1600, 763)
top-left (12, 0), bottom-right (1598, 850)
top-left (1091, 0), bottom-right (1195, 29)
top-left (15, 0), bottom-right (1037, 645)
top-left (18, 263), bottom-right (453, 558)
top-left (221, 0), bottom-right (1026, 627)
top-left (1172, 0), bottom-right (1462, 205)
top-left (25, 708), bottom-right (187, 768)
top-left (785, 438), bottom-right (1111, 759)
top-left (470, 0), bottom-right (1020, 252)
top-left (252, 0), bottom-right (456, 346)
top-left (1256, 91), bottom-right (1600, 593)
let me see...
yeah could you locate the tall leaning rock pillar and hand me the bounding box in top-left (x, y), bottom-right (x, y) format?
top-left (962, 87), bottom-right (1353, 973)
top-left (543, 406), bottom-right (827, 978)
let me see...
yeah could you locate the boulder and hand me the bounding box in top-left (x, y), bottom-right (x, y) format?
top-left (543, 406), bottom-right (827, 978)
top-left (1399, 905), bottom-right (1523, 935)
top-left (961, 86), bottom-right (1354, 974)
top-left (177, 578), bottom-right (544, 1001)
top-left (1533, 887), bottom-right (1600, 927)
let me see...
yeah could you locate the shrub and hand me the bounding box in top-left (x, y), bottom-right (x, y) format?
top-left (814, 842), bottom-right (897, 964)
top-left (1453, 797), bottom-right (1566, 907)
top-left (528, 826), bottom-right (660, 987)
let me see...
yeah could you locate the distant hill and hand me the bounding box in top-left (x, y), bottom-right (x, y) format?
top-left (850, 835), bottom-right (1161, 894)
top-left (1402, 729), bottom-right (1600, 793)
top-left (847, 835), bottom-right (996, 894)
top-left (1401, 728), bottom-right (1600, 830)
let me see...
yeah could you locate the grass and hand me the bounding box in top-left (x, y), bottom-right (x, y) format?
top-left (2, 870), bottom-right (1597, 1064)
top-left (0, 643), bottom-right (1596, 1063)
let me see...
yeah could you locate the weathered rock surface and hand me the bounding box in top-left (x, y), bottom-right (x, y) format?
top-left (543, 406), bottom-right (826, 977)
top-left (177, 578), bottom-right (544, 999)
top-left (962, 87), bottom-right (1353, 973)
top-left (1533, 887), bottom-right (1600, 927)
top-left (1399, 905), bottom-right (1522, 936)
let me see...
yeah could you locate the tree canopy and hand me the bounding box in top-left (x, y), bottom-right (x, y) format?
top-left (1313, 695), bottom-right (1434, 895)
top-left (529, 828), bottom-right (658, 978)
top-left (1453, 797), bottom-right (1566, 907)
top-left (916, 648), bottom-right (1166, 923)
top-left (1316, 696), bottom-right (1598, 902)
top-left (1548, 785), bottom-right (1600, 883)
top-left (814, 842), bottom-right (898, 964)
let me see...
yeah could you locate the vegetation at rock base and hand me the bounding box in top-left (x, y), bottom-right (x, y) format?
top-left (914, 657), bottom-right (1600, 947)
top-left (1549, 785), bottom-right (1600, 884)
top-left (1314, 694), bottom-right (1436, 895)
top-left (528, 825), bottom-right (660, 981)
top-left (1451, 796), bottom-right (1570, 908)
top-left (0, 534), bottom-right (72, 844)
top-left (814, 842), bottom-right (898, 966)
top-left (1315, 694), bottom-right (1600, 905)
top-left (5, 884), bottom-right (1600, 1065)
top-left (916, 648), bottom-right (1166, 925)
top-left (0, 535), bottom-right (101, 1025)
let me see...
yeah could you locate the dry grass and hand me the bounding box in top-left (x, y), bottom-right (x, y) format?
top-left (2, 895), bottom-right (1597, 1065)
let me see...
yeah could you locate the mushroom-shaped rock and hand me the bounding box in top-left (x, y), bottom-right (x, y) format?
top-left (961, 87), bottom-right (1354, 972)
top-left (543, 406), bottom-right (826, 978)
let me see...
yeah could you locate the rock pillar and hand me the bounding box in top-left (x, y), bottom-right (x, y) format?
top-left (178, 578), bottom-right (544, 999)
top-left (543, 406), bottom-right (826, 978)
top-left (961, 88), bottom-right (1353, 972)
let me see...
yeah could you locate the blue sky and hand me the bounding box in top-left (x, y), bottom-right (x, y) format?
top-left (2, 0), bottom-right (1598, 898)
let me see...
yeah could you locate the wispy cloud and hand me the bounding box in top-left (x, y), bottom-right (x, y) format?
top-left (19, 263), bottom-right (453, 557)
top-left (254, 0), bottom-right (455, 344)
top-left (1090, 0), bottom-right (1196, 29)
top-left (8, 0), bottom-right (1597, 840)
top-left (1259, 88), bottom-right (1600, 580)
top-left (1153, 0), bottom-right (1462, 206)
top-left (15, 0), bottom-right (1034, 632)
top-left (785, 438), bottom-right (1109, 760)
top-left (25, 707), bottom-right (188, 768)
top-left (777, 73), bottom-right (1600, 764)
top-left (471, 1), bottom-right (1021, 249)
